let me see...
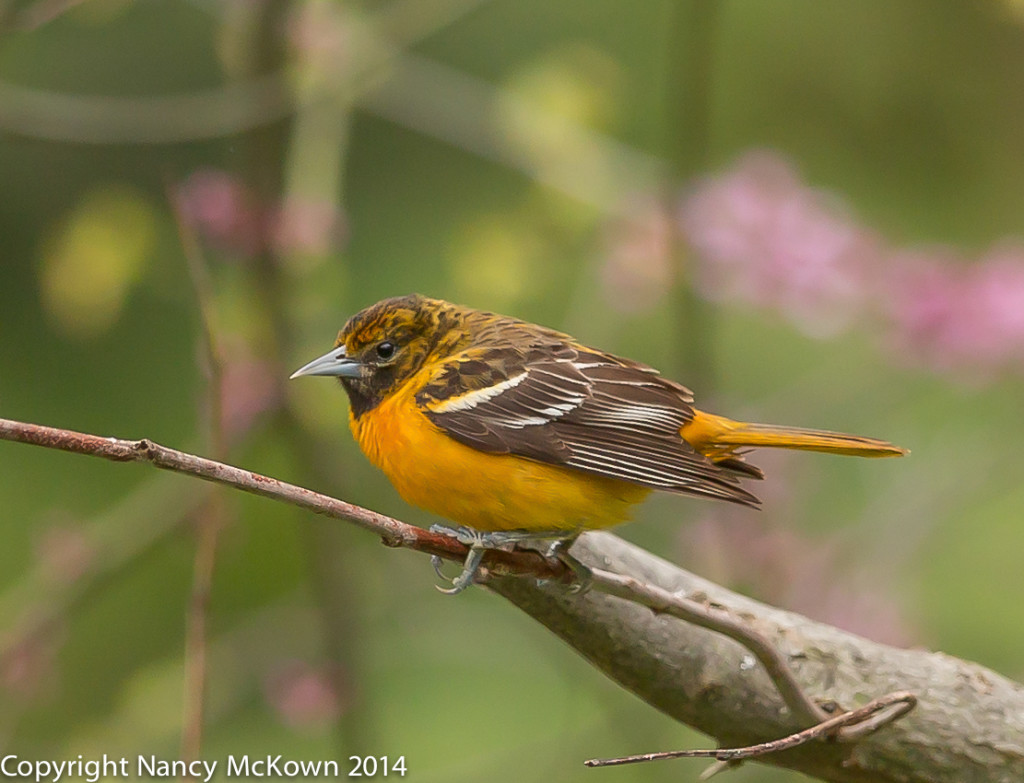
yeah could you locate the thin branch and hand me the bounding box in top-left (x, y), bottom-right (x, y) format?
top-left (662, 0), bottom-right (719, 390)
top-left (359, 52), bottom-right (663, 216)
top-left (180, 511), bottom-right (219, 770)
top-left (0, 418), bottom-right (565, 581)
top-left (170, 187), bottom-right (226, 454)
top-left (587, 567), bottom-right (829, 728)
top-left (0, 76), bottom-right (294, 144)
top-left (0, 56), bottom-right (661, 214)
top-left (169, 183), bottom-right (229, 773)
top-left (584, 690), bottom-right (917, 768)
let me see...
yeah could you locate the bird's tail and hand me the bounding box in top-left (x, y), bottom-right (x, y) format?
top-left (681, 411), bottom-right (908, 460)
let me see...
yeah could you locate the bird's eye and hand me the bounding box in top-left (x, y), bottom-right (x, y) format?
top-left (375, 341), bottom-right (396, 360)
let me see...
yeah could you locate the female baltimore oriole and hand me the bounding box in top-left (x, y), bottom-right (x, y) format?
top-left (292, 294), bottom-right (906, 592)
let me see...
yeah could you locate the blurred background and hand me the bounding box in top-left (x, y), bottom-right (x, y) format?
top-left (2, 1), bottom-right (1024, 780)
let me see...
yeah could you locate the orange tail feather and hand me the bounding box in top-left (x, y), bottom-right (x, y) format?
top-left (681, 411), bottom-right (908, 460)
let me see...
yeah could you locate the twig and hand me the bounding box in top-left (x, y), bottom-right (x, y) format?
top-left (662, 0), bottom-right (719, 391)
top-left (169, 183), bottom-right (229, 774)
top-left (0, 419), bottom-right (566, 582)
top-left (587, 567), bottom-right (829, 728)
top-left (170, 186), bottom-right (225, 449)
top-left (584, 690), bottom-right (917, 768)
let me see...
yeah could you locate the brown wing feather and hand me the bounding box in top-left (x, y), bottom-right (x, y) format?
top-left (415, 342), bottom-right (759, 507)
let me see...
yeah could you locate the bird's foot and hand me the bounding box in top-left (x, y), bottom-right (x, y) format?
top-left (428, 524), bottom-right (514, 595)
top-left (431, 548), bottom-right (486, 595)
top-left (428, 525), bottom-right (583, 595)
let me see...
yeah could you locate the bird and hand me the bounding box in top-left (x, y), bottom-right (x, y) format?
top-left (291, 294), bottom-right (906, 593)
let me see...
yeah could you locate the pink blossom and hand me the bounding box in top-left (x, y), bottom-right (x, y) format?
top-left (286, 0), bottom-right (351, 67)
top-left (970, 244), bottom-right (1024, 360)
top-left (270, 197), bottom-right (346, 257)
top-left (174, 169), bottom-right (264, 256)
top-left (881, 245), bottom-right (1024, 379)
top-left (2, 636), bottom-right (58, 702)
top-left (175, 171), bottom-right (348, 262)
top-left (264, 660), bottom-right (344, 732)
top-left (680, 151), bottom-right (879, 337)
top-left (674, 149), bottom-right (1024, 381)
top-left (880, 249), bottom-right (966, 371)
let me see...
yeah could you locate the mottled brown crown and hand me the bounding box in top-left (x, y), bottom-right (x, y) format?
top-left (339, 294), bottom-right (428, 349)
top-left (334, 295), bottom-right (474, 416)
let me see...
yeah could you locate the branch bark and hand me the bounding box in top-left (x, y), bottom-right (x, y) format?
top-left (492, 538), bottom-right (1024, 782)
top-left (2, 417), bottom-right (1022, 782)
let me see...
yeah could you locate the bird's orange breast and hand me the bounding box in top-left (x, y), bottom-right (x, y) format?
top-left (349, 370), bottom-right (650, 533)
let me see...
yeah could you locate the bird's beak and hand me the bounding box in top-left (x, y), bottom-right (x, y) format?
top-left (289, 346), bottom-right (363, 380)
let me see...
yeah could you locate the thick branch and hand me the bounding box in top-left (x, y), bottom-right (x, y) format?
top-left (3, 417), bottom-right (1023, 782)
top-left (586, 567), bottom-right (828, 728)
top-left (491, 537), bottom-right (1024, 782)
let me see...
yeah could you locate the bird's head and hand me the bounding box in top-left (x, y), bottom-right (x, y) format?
top-left (290, 294), bottom-right (467, 416)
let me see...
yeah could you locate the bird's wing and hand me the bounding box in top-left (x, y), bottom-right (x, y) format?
top-left (415, 343), bottom-right (758, 506)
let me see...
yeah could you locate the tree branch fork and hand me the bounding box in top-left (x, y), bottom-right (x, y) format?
top-left (3, 416), bottom-right (1023, 782)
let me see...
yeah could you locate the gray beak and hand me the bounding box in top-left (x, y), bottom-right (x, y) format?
top-left (289, 346), bottom-right (363, 380)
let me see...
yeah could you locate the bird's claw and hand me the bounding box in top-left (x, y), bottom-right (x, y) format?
top-left (434, 569), bottom-right (477, 595)
top-left (544, 538), bottom-right (593, 594)
top-left (428, 524), bottom-right (587, 595)
top-left (431, 555), bottom-right (452, 583)
top-left (432, 543), bottom-right (486, 595)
